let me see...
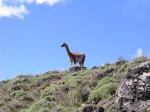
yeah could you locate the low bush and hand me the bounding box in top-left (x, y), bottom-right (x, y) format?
top-left (56, 88), bottom-right (82, 107)
top-left (41, 84), bottom-right (61, 98)
top-left (12, 90), bottom-right (26, 99)
top-left (96, 77), bottom-right (118, 89)
top-left (132, 56), bottom-right (149, 64)
top-left (88, 82), bottom-right (118, 103)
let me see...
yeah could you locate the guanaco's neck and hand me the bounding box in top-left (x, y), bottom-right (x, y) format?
top-left (65, 44), bottom-right (72, 56)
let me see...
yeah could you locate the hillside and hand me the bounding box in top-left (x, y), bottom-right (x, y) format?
top-left (0, 56), bottom-right (150, 112)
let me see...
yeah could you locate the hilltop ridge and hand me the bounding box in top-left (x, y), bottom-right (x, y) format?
top-left (0, 56), bottom-right (150, 112)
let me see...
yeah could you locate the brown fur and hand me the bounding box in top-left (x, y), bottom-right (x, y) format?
top-left (61, 42), bottom-right (85, 68)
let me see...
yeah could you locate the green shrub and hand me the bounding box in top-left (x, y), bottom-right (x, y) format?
top-left (24, 97), bottom-right (56, 112)
top-left (12, 75), bottom-right (31, 85)
top-left (12, 90), bottom-right (26, 99)
top-left (27, 77), bottom-right (43, 89)
top-left (56, 88), bottom-right (82, 107)
top-left (88, 82), bottom-right (118, 103)
top-left (39, 73), bottom-right (62, 82)
top-left (63, 70), bottom-right (93, 88)
top-left (132, 56), bottom-right (149, 64)
top-left (0, 101), bottom-right (5, 107)
top-left (41, 84), bottom-right (61, 98)
top-left (39, 108), bottom-right (49, 112)
top-left (64, 75), bottom-right (85, 88)
top-left (55, 105), bottom-right (80, 112)
top-left (113, 60), bottom-right (141, 80)
top-left (96, 77), bottom-right (118, 89)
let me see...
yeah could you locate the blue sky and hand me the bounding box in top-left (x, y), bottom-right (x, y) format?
top-left (0, 0), bottom-right (150, 80)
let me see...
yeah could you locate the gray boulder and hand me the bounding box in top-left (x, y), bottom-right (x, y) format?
top-left (116, 61), bottom-right (150, 112)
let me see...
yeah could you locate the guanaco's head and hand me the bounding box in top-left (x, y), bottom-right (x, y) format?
top-left (61, 42), bottom-right (67, 48)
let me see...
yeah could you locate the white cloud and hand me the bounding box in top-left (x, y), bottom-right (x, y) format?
top-left (0, 4), bottom-right (29, 19)
top-left (15, 0), bottom-right (64, 5)
top-left (35, 0), bottom-right (64, 6)
top-left (135, 48), bottom-right (143, 58)
top-left (0, 0), bottom-right (64, 19)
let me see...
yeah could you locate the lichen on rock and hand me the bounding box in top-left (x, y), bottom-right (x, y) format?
top-left (116, 61), bottom-right (150, 112)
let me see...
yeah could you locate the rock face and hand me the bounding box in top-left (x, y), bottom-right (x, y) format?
top-left (82, 104), bottom-right (105, 112)
top-left (116, 61), bottom-right (150, 112)
top-left (69, 66), bottom-right (87, 72)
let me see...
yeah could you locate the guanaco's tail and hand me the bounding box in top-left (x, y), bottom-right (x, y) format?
top-left (82, 54), bottom-right (86, 66)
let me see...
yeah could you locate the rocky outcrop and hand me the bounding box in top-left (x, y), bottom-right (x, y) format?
top-left (69, 66), bottom-right (87, 72)
top-left (116, 61), bottom-right (150, 112)
top-left (82, 104), bottom-right (105, 112)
